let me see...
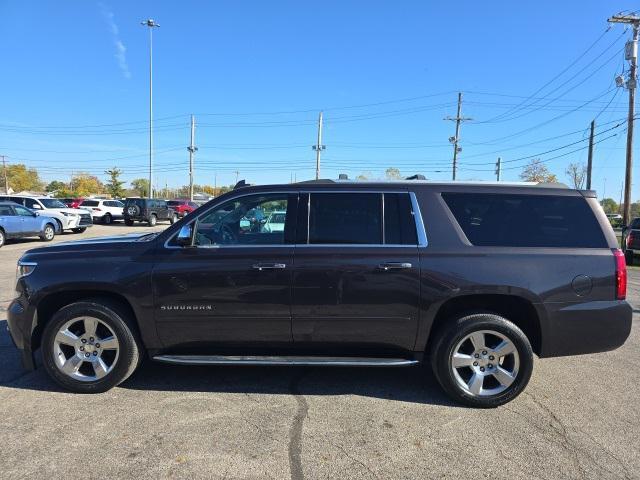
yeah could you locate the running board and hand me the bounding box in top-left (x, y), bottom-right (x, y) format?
top-left (152, 355), bottom-right (419, 367)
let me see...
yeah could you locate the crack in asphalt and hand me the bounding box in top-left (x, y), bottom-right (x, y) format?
top-left (288, 370), bottom-right (309, 480)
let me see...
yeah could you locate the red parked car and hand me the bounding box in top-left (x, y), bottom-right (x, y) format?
top-left (60, 198), bottom-right (85, 209)
top-left (167, 200), bottom-right (198, 217)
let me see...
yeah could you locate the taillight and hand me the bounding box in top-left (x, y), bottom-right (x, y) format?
top-left (627, 232), bottom-right (634, 247)
top-left (614, 249), bottom-right (627, 300)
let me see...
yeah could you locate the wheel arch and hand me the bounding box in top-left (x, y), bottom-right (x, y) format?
top-left (33, 290), bottom-right (141, 351)
top-left (424, 294), bottom-right (543, 356)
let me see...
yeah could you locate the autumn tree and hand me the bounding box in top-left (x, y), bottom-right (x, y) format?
top-left (130, 178), bottom-right (150, 197)
top-left (519, 159), bottom-right (558, 183)
top-left (565, 162), bottom-right (586, 189)
top-left (70, 173), bottom-right (104, 196)
top-left (0, 164), bottom-right (44, 193)
top-left (385, 167), bottom-right (402, 180)
top-left (105, 167), bottom-right (125, 198)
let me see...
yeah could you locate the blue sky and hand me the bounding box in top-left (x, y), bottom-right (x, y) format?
top-left (0, 1), bottom-right (637, 200)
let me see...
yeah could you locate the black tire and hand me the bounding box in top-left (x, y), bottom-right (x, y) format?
top-left (40, 223), bottom-right (55, 242)
top-left (169, 213), bottom-right (177, 225)
top-left (125, 219), bottom-right (134, 226)
top-left (625, 250), bottom-right (634, 266)
top-left (72, 227), bottom-right (87, 234)
top-left (55, 219), bottom-right (64, 233)
top-left (0, 228), bottom-right (5, 248)
top-left (430, 313), bottom-right (534, 408)
top-left (103, 213), bottom-right (112, 225)
top-left (148, 214), bottom-right (157, 227)
top-left (41, 299), bottom-right (143, 393)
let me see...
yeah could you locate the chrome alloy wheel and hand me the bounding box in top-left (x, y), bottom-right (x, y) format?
top-left (44, 225), bottom-right (54, 240)
top-left (53, 317), bottom-right (120, 382)
top-left (450, 330), bottom-right (520, 397)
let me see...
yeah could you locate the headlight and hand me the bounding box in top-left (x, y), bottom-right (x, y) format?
top-left (16, 261), bottom-right (37, 279)
top-left (62, 212), bottom-right (77, 217)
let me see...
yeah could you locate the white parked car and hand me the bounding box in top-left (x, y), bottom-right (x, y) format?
top-left (78, 199), bottom-right (124, 224)
top-left (0, 195), bottom-right (93, 233)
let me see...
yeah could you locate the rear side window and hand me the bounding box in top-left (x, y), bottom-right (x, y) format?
top-left (81, 200), bottom-right (99, 207)
top-left (309, 193), bottom-right (382, 244)
top-left (384, 193), bottom-right (418, 245)
top-left (442, 193), bottom-right (607, 248)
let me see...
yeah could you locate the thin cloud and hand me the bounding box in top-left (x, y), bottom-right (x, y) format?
top-left (98, 2), bottom-right (131, 79)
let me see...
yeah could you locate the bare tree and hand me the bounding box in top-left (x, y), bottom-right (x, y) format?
top-left (519, 159), bottom-right (558, 183)
top-left (385, 167), bottom-right (402, 180)
top-left (565, 162), bottom-right (587, 189)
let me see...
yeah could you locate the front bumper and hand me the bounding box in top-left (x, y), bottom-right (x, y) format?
top-left (6, 298), bottom-right (36, 370)
top-left (539, 300), bottom-right (632, 358)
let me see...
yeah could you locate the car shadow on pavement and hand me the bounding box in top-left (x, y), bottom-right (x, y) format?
top-left (0, 322), bottom-right (456, 407)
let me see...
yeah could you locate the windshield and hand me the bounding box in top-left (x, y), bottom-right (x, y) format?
top-left (39, 198), bottom-right (67, 208)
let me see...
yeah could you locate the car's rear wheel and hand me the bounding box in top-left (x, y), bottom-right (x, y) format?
top-left (0, 228), bottom-right (5, 248)
top-left (148, 214), bottom-right (157, 227)
top-left (103, 213), bottom-right (112, 225)
top-left (40, 223), bottom-right (55, 242)
top-left (41, 300), bottom-right (142, 393)
top-left (72, 227), bottom-right (87, 234)
top-left (430, 313), bottom-right (534, 408)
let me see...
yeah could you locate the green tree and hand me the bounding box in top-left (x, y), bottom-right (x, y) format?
top-left (600, 198), bottom-right (618, 214)
top-left (385, 167), bottom-right (402, 180)
top-left (131, 178), bottom-right (150, 197)
top-left (1, 164), bottom-right (44, 193)
top-left (45, 180), bottom-right (67, 193)
top-left (519, 159), bottom-right (558, 183)
top-left (105, 167), bottom-right (125, 198)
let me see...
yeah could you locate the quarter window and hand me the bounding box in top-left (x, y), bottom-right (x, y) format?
top-left (442, 193), bottom-right (607, 248)
top-left (193, 194), bottom-right (290, 246)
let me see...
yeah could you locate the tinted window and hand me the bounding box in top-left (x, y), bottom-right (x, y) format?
top-left (194, 194), bottom-right (290, 246)
top-left (384, 193), bottom-right (418, 245)
top-left (24, 198), bottom-right (40, 209)
top-left (0, 205), bottom-right (13, 216)
top-left (126, 199), bottom-right (145, 207)
top-left (442, 193), bottom-right (607, 248)
top-left (39, 198), bottom-right (66, 208)
top-left (631, 218), bottom-right (640, 228)
top-left (80, 200), bottom-right (99, 207)
top-left (308, 193), bottom-right (382, 244)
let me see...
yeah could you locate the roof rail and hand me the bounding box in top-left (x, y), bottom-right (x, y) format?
top-left (297, 179), bottom-right (336, 184)
top-left (536, 182), bottom-right (568, 188)
top-left (405, 174), bottom-right (426, 180)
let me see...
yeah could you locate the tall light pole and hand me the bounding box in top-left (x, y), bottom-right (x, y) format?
top-left (141, 19), bottom-right (160, 198)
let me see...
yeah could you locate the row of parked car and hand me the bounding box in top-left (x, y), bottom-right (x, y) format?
top-left (0, 195), bottom-right (201, 248)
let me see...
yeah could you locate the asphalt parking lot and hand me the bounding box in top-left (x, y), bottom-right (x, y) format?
top-left (0, 224), bottom-right (638, 480)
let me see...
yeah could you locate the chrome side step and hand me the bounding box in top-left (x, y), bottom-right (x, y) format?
top-left (152, 355), bottom-right (419, 367)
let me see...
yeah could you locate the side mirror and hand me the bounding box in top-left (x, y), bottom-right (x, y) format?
top-left (176, 224), bottom-right (193, 247)
top-left (32, 204), bottom-right (42, 210)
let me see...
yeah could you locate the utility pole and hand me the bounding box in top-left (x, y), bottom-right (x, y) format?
top-left (586, 120), bottom-right (595, 189)
top-left (444, 92), bottom-right (472, 181)
top-left (495, 157), bottom-right (502, 181)
top-left (1, 156), bottom-right (8, 194)
top-left (312, 111), bottom-right (326, 180)
top-left (234, 170), bottom-right (240, 184)
top-left (141, 19), bottom-right (160, 198)
top-left (214, 173), bottom-right (217, 196)
top-left (609, 12), bottom-right (639, 225)
top-left (187, 115), bottom-right (197, 201)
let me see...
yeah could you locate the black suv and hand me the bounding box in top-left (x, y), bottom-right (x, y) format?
top-left (7, 181), bottom-right (632, 407)
top-left (123, 198), bottom-right (177, 226)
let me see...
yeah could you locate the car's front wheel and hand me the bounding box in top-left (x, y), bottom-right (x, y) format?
top-left (41, 299), bottom-right (142, 393)
top-left (169, 213), bottom-right (178, 224)
top-left (430, 313), bottom-right (534, 408)
top-left (0, 228), bottom-right (5, 248)
top-left (40, 223), bottom-right (55, 242)
top-left (148, 214), bottom-right (157, 227)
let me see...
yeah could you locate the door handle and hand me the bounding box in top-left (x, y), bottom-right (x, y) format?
top-left (378, 262), bottom-right (412, 271)
top-left (252, 263), bottom-right (286, 271)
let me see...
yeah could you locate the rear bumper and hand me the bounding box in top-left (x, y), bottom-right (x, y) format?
top-left (539, 300), bottom-right (633, 358)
